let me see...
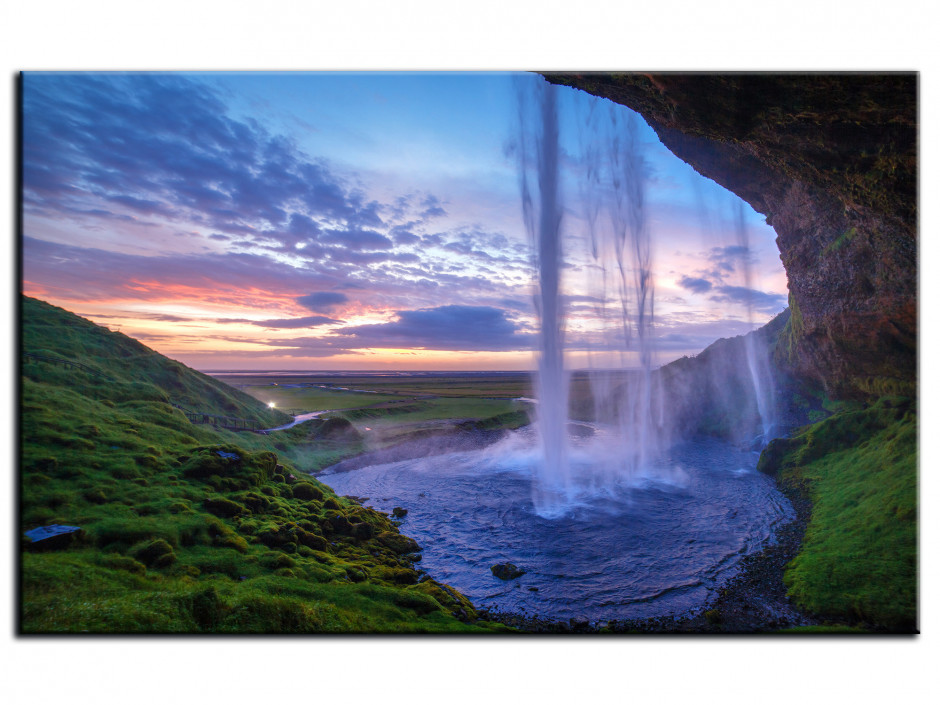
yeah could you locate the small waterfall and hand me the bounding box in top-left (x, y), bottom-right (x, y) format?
top-left (578, 99), bottom-right (663, 477)
top-left (733, 203), bottom-right (777, 443)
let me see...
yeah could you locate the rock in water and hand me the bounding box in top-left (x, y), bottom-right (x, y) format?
top-left (491, 563), bottom-right (526, 580)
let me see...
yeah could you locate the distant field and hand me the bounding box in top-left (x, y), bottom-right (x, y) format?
top-left (214, 371), bottom-right (618, 425)
top-left (213, 373), bottom-right (533, 401)
top-left (230, 384), bottom-right (402, 413)
top-left (215, 373), bottom-right (533, 438)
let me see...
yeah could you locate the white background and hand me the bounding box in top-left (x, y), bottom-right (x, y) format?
top-left (2, 2), bottom-right (937, 703)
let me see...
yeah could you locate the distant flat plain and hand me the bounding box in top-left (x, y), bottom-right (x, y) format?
top-left (209, 371), bottom-right (633, 429)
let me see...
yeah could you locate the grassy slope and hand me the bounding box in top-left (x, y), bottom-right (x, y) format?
top-left (23, 298), bottom-right (292, 429)
top-left (20, 296), bottom-right (506, 633)
top-left (757, 396), bottom-right (917, 630)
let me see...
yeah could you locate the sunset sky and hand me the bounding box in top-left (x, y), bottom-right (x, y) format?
top-left (21, 71), bottom-right (788, 371)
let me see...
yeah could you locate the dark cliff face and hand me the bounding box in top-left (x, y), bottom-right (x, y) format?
top-left (545, 73), bottom-right (917, 399)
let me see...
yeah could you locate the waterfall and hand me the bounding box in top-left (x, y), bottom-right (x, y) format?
top-left (516, 78), bottom-right (571, 513)
top-left (517, 78), bottom-right (666, 517)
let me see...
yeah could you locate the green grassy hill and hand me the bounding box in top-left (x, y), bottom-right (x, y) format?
top-left (20, 296), bottom-right (504, 633)
top-left (23, 296), bottom-right (292, 429)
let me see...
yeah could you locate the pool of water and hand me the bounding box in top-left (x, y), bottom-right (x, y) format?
top-left (319, 430), bottom-right (793, 623)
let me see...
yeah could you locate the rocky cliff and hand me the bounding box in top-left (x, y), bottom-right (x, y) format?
top-left (545, 73), bottom-right (917, 399)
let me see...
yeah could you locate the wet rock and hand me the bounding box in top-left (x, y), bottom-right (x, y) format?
top-left (392, 507), bottom-right (408, 518)
top-left (570, 615), bottom-right (590, 630)
top-left (490, 563), bottom-right (526, 580)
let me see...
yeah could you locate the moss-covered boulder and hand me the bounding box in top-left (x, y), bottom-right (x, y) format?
top-left (134, 538), bottom-right (176, 568)
top-left (376, 531), bottom-right (421, 554)
top-left (291, 482), bottom-right (324, 501)
top-left (181, 447), bottom-right (278, 489)
top-left (296, 529), bottom-right (330, 552)
top-left (350, 522), bottom-right (375, 540)
top-left (203, 496), bottom-right (247, 518)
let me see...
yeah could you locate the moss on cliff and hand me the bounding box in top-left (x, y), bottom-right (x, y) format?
top-left (774, 296), bottom-right (803, 369)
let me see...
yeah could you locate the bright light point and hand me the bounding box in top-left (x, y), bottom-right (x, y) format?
top-left (268, 402), bottom-right (276, 408)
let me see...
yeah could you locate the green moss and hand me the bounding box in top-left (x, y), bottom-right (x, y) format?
top-left (758, 397), bottom-right (917, 630)
top-left (291, 482), bottom-right (324, 501)
top-left (775, 297), bottom-right (803, 368)
top-left (376, 531), bottom-right (421, 554)
top-left (823, 226), bottom-right (858, 255)
top-left (97, 553), bottom-right (147, 575)
top-left (259, 551), bottom-right (297, 570)
top-left (133, 539), bottom-right (176, 568)
top-left (203, 496), bottom-right (247, 518)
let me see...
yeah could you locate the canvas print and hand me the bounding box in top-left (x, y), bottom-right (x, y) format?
top-left (19, 72), bottom-right (917, 634)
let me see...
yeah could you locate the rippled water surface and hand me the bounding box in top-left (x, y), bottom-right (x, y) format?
top-left (320, 432), bottom-right (793, 623)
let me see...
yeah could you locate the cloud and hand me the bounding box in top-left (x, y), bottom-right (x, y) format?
top-left (709, 285), bottom-right (786, 313)
top-left (678, 275), bottom-right (713, 294)
top-left (22, 236), bottom-right (342, 304)
top-left (252, 315), bottom-right (342, 329)
top-left (336, 305), bottom-right (532, 351)
top-left (420, 194), bottom-right (448, 219)
top-left (710, 245), bottom-right (750, 260)
top-left (296, 291), bottom-right (349, 312)
top-left (320, 228), bottom-right (393, 251)
top-left (23, 74), bottom-right (522, 326)
top-left (390, 223), bottom-right (421, 246)
top-left (22, 74), bottom-right (399, 257)
top-left (238, 337), bottom-right (363, 358)
top-left (78, 310), bottom-right (192, 323)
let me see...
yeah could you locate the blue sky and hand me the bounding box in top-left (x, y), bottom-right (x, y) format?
top-left (21, 71), bottom-right (788, 370)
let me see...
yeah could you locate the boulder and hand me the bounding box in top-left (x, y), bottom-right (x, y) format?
top-left (376, 531), bottom-right (421, 554)
top-left (490, 563), bottom-right (526, 580)
top-left (350, 522), bottom-right (375, 540)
